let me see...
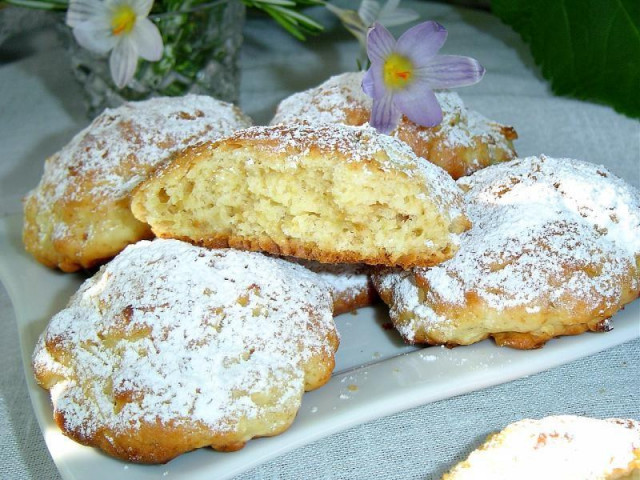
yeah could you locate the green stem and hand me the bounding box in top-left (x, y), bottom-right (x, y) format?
top-left (4, 0), bottom-right (67, 9)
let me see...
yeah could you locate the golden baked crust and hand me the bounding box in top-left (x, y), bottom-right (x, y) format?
top-left (131, 123), bottom-right (470, 269)
top-left (442, 416), bottom-right (640, 480)
top-left (373, 155), bottom-right (640, 349)
top-left (32, 239), bottom-right (339, 463)
top-left (270, 72), bottom-right (518, 179)
top-left (23, 95), bottom-right (252, 272)
top-left (290, 258), bottom-right (378, 315)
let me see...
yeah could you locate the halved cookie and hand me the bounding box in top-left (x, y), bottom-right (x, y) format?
top-left (131, 124), bottom-right (470, 269)
top-left (373, 156), bottom-right (640, 348)
top-left (271, 71), bottom-right (518, 179)
top-left (23, 95), bottom-right (252, 272)
top-left (32, 239), bottom-right (339, 463)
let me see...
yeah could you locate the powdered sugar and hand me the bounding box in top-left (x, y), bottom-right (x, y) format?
top-left (375, 156), bottom-right (640, 339)
top-left (425, 155), bottom-right (640, 311)
top-left (270, 71), bottom-right (512, 153)
top-left (445, 415), bottom-right (640, 480)
top-left (30, 95), bottom-right (252, 205)
top-left (293, 259), bottom-right (372, 306)
top-left (33, 240), bottom-right (337, 438)
top-left (234, 123), bottom-right (416, 165)
top-left (271, 72), bottom-right (369, 126)
top-left (430, 95), bottom-right (512, 152)
top-left (374, 269), bottom-right (452, 342)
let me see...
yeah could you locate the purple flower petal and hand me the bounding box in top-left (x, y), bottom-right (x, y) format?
top-left (370, 91), bottom-right (402, 134)
top-left (416, 55), bottom-right (485, 89)
top-left (362, 67), bottom-right (376, 97)
top-left (395, 21), bottom-right (447, 67)
top-left (393, 83), bottom-right (443, 127)
top-left (366, 23), bottom-right (396, 64)
top-left (363, 61), bottom-right (387, 98)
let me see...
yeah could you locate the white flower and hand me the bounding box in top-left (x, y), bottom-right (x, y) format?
top-left (66, 0), bottom-right (163, 88)
top-left (325, 0), bottom-right (419, 47)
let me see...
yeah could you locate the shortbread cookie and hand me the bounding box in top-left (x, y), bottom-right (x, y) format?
top-left (442, 416), bottom-right (640, 480)
top-left (293, 259), bottom-right (378, 315)
top-left (32, 239), bottom-right (339, 463)
top-left (271, 72), bottom-right (517, 179)
top-left (23, 95), bottom-right (252, 272)
top-left (373, 156), bottom-right (640, 348)
top-left (131, 124), bottom-right (470, 269)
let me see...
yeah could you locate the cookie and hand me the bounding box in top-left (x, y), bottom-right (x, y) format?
top-left (442, 416), bottom-right (640, 480)
top-left (292, 259), bottom-right (378, 315)
top-left (373, 155), bottom-right (640, 348)
top-left (271, 72), bottom-right (518, 179)
top-left (23, 95), bottom-right (252, 272)
top-left (131, 123), bottom-right (470, 269)
top-left (32, 239), bottom-right (339, 463)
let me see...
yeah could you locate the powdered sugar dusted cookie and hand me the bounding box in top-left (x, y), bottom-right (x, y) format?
top-left (292, 259), bottom-right (378, 315)
top-left (442, 416), bottom-right (640, 480)
top-left (32, 239), bottom-right (339, 463)
top-left (271, 72), bottom-right (517, 179)
top-left (373, 155), bottom-right (640, 349)
top-left (23, 95), bottom-right (252, 272)
top-left (131, 123), bottom-right (470, 269)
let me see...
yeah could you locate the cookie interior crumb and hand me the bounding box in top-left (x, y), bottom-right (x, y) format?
top-left (133, 125), bottom-right (469, 268)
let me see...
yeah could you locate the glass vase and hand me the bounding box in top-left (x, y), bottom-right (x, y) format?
top-left (61, 0), bottom-right (245, 118)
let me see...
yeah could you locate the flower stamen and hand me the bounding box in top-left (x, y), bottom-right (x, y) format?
top-left (111, 6), bottom-right (137, 36)
top-left (383, 53), bottom-right (414, 90)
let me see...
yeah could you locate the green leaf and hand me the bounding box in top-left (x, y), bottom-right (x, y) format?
top-left (491, 0), bottom-right (640, 118)
top-left (243, 0), bottom-right (324, 40)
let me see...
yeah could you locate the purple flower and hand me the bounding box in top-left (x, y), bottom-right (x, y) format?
top-left (363, 21), bottom-right (485, 134)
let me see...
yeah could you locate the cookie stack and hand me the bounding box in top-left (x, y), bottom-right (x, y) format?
top-left (24, 73), bottom-right (640, 465)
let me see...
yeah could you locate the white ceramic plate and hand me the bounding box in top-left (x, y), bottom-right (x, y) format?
top-left (1, 214), bottom-right (638, 480)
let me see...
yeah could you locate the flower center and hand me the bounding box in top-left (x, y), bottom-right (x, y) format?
top-left (111, 6), bottom-right (137, 36)
top-left (383, 53), bottom-right (414, 90)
